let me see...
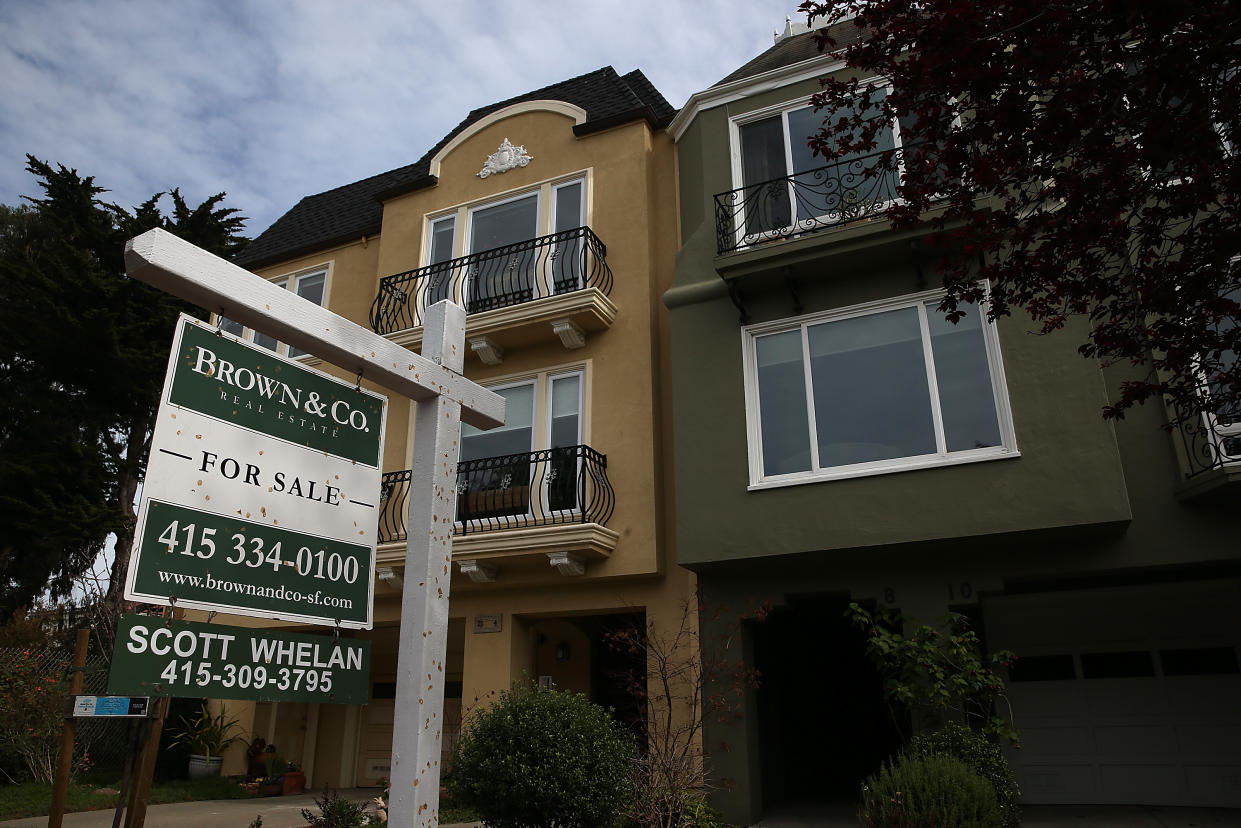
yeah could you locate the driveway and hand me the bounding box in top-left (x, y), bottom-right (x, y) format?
top-left (751, 800), bottom-right (1241, 827)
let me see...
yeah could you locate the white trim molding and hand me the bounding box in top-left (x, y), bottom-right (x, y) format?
top-left (668, 54), bottom-right (846, 142)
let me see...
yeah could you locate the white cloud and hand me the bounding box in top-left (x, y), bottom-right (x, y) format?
top-left (1, 0), bottom-right (804, 235)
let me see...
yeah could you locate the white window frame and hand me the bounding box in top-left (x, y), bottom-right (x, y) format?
top-left (213, 263), bottom-right (331, 360)
top-left (417, 175), bottom-right (590, 315)
top-left (727, 82), bottom-right (906, 250)
top-left (741, 284), bottom-right (1018, 489)
top-left (456, 364), bottom-right (589, 525)
top-left (551, 179), bottom-right (586, 230)
top-left (1196, 268), bottom-right (1241, 463)
top-left (423, 173), bottom-right (590, 265)
top-left (465, 188), bottom-right (543, 257)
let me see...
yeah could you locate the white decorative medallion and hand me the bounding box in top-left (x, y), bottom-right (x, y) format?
top-left (478, 138), bottom-right (532, 178)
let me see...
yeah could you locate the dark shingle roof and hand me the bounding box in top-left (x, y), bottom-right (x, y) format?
top-left (234, 67), bottom-right (673, 270)
top-left (714, 20), bottom-right (866, 87)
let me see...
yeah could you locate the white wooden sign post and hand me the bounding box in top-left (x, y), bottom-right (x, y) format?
top-left (126, 229), bottom-right (504, 827)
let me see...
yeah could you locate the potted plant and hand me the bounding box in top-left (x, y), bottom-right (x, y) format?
top-left (258, 745), bottom-right (285, 796)
top-left (282, 760), bottom-right (306, 795)
top-left (170, 703), bottom-right (244, 780)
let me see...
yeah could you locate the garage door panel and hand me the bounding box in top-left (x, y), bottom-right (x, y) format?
top-left (1014, 725), bottom-right (1093, 756)
top-left (1010, 681), bottom-right (1083, 715)
top-left (984, 580), bottom-right (1241, 807)
top-left (1094, 724), bottom-right (1177, 757)
top-left (1013, 764), bottom-right (1097, 800)
top-left (1177, 725), bottom-right (1241, 760)
top-left (1166, 677), bottom-right (1241, 714)
top-left (1084, 681), bottom-right (1166, 717)
top-left (1185, 765), bottom-right (1241, 799)
top-left (1100, 764), bottom-right (1183, 801)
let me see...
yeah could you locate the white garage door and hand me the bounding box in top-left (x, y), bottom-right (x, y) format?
top-left (984, 580), bottom-right (1241, 807)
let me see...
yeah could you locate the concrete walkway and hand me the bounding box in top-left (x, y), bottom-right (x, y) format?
top-left (0, 789), bottom-right (482, 828)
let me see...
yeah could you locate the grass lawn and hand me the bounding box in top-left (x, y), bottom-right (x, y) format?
top-left (0, 776), bottom-right (255, 820)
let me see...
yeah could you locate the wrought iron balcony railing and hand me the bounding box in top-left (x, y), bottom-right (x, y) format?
top-left (369, 226), bottom-right (613, 335)
top-left (1173, 405), bottom-right (1241, 479)
top-left (714, 146), bottom-right (910, 255)
top-left (377, 444), bottom-right (614, 543)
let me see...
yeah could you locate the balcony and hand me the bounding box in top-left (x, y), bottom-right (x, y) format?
top-left (377, 445), bottom-right (618, 579)
top-left (714, 147), bottom-right (909, 256)
top-left (1172, 405), bottom-right (1241, 500)
top-left (368, 226), bottom-right (617, 360)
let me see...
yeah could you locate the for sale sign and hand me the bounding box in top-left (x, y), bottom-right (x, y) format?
top-left (109, 615), bottom-right (370, 704)
top-left (124, 315), bottom-right (387, 628)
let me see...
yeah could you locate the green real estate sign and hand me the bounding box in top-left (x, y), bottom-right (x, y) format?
top-left (109, 615), bottom-right (370, 704)
top-left (124, 315), bottom-right (387, 629)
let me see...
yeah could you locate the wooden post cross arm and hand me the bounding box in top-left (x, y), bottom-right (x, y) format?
top-left (124, 228), bottom-right (504, 429)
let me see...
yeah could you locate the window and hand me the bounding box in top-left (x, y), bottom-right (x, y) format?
top-left (424, 177), bottom-right (587, 313)
top-left (214, 266), bottom-right (329, 358)
top-left (1080, 651), bottom-right (1156, 679)
top-left (731, 87), bottom-right (901, 240)
top-left (1008, 654), bottom-right (1077, 682)
top-left (1160, 647), bottom-right (1240, 676)
top-left (742, 288), bottom-right (1016, 488)
top-left (1202, 280), bottom-right (1241, 461)
top-left (457, 369), bottom-right (584, 521)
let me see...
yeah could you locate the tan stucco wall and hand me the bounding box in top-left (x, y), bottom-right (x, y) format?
top-left (219, 98), bottom-right (692, 780)
top-left (373, 109), bottom-right (678, 582)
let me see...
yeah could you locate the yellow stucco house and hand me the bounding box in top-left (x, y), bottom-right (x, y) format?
top-left (207, 67), bottom-right (692, 788)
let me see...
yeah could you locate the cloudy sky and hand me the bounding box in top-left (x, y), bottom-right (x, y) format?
top-left (1, 0), bottom-right (806, 237)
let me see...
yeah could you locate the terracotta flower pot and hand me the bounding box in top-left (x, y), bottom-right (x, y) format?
top-left (283, 771), bottom-right (306, 795)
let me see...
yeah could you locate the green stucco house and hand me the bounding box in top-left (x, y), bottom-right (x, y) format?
top-left (665, 17), bottom-right (1241, 825)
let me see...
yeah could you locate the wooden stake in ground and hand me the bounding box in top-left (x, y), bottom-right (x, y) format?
top-left (122, 607), bottom-right (174, 828)
top-left (49, 627), bottom-right (89, 828)
top-left (122, 695), bottom-right (168, 828)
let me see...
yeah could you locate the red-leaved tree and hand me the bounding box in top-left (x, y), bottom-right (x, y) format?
top-left (799, 0), bottom-right (1240, 425)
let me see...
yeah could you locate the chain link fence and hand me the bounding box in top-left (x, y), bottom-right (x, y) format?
top-left (0, 643), bottom-right (131, 782)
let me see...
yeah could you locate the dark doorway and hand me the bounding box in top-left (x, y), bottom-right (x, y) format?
top-left (752, 593), bottom-right (904, 807)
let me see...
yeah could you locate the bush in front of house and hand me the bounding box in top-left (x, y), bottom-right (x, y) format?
top-left (449, 682), bottom-right (635, 828)
top-left (905, 722), bottom-right (1021, 827)
top-left (859, 754), bottom-right (1002, 828)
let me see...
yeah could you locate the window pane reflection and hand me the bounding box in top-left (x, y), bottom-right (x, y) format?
top-left (927, 302), bottom-right (1002, 452)
top-left (807, 307), bottom-right (936, 467)
top-left (755, 331), bottom-right (812, 475)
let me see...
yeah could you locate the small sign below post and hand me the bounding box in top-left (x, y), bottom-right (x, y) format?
top-left (70, 696), bottom-right (152, 718)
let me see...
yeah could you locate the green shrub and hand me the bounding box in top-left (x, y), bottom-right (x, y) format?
top-left (300, 788), bottom-right (369, 828)
top-left (679, 796), bottom-right (727, 828)
top-left (859, 755), bottom-right (1002, 828)
top-left (906, 723), bottom-right (1021, 827)
top-left (449, 682), bottom-right (635, 828)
